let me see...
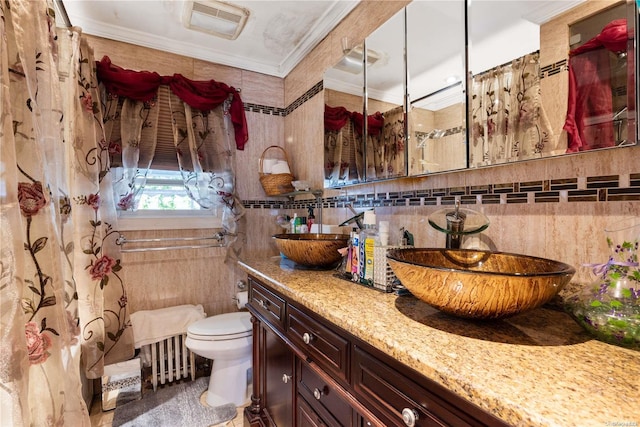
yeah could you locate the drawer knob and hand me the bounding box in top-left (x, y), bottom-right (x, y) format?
top-left (282, 373), bottom-right (292, 384)
top-left (302, 332), bottom-right (314, 344)
top-left (257, 299), bottom-right (267, 308)
top-left (313, 387), bottom-right (324, 400)
top-left (401, 408), bottom-right (419, 427)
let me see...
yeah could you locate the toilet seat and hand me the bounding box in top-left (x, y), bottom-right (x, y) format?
top-left (187, 311), bottom-right (252, 341)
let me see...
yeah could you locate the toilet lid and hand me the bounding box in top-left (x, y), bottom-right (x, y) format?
top-left (187, 311), bottom-right (251, 338)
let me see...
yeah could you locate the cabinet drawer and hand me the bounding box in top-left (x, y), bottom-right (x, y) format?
top-left (288, 304), bottom-right (349, 382)
top-left (298, 360), bottom-right (352, 427)
top-left (353, 346), bottom-right (492, 427)
top-left (297, 394), bottom-right (329, 427)
top-left (249, 277), bottom-right (286, 328)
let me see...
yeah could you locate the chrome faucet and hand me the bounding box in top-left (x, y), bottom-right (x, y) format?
top-left (428, 199), bottom-right (490, 249)
top-left (445, 200), bottom-right (466, 249)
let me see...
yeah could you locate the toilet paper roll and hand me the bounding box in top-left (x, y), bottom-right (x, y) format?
top-left (271, 161), bottom-right (291, 174)
top-left (236, 291), bottom-right (248, 310)
top-left (262, 158), bottom-right (277, 174)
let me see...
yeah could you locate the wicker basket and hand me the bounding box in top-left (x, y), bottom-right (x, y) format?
top-left (259, 145), bottom-right (295, 196)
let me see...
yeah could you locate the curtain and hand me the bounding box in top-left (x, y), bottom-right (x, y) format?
top-left (352, 111), bottom-right (384, 181)
top-left (97, 57), bottom-right (247, 216)
top-left (103, 93), bottom-right (161, 210)
top-left (469, 52), bottom-right (554, 167)
top-left (380, 105), bottom-right (406, 179)
top-left (168, 90), bottom-right (245, 241)
top-left (324, 105), bottom-right (362, 184)
top-left (0, 0), bottom-right (137, 424)
top-left (325, 104), bottom-right (405, 183)
top-left (66, 37), bottom-right (135, 380)
top-left (99, 60), bottom-right (245, 259)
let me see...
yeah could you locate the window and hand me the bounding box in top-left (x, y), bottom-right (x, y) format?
top-left (114, 168), bottom-right (223, 231)
top-left (136, 169), bottom-right (202, 210)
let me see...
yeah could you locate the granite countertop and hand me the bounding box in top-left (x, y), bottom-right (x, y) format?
top-left (239, 257), bottom-right (640, 427)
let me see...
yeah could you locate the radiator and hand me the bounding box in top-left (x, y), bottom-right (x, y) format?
top-left (144, 333), bottom-right (196, 391)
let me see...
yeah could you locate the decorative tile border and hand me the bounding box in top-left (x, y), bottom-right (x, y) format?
top-left (540, 59), bottom-right (567, 79)
top-left (243, 81), bottom-right (323, 117)
top-left (242, 172), bottom-right (640, 209)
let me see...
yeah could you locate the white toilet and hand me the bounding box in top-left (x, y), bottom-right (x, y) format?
top-left (185, 311), bottom-right (252, 407)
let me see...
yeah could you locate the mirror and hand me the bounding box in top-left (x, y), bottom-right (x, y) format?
top-left (406, 0), bottom-right (467, 176)
top-left (324, 0), bottom-right (638, 189)
top-left (467, 0), bottom-right (637, 168)
top-left (324, 45), bottom-right (367, 188)
top-left (363, 8), bottom-right (407, 182)
top-left (323, 8), bottom-right (407, 188)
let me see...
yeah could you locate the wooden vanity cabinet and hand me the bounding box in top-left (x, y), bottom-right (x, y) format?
top-left (262, 325), bottom-right (294, 426)
top-left (245, 275), bottom-right (510, 427)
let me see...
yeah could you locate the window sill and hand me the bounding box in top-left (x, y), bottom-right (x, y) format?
top-left (117, 210), bottom-right (223, 231)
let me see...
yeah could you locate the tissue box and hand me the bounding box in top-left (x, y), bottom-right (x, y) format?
top-left (101, 358), bottom-right (142, 411)
top-left (373, 245), bottom-right (411, 292)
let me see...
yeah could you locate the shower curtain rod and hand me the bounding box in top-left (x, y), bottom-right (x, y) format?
top-left (54, 0), bottom-right (73, 28)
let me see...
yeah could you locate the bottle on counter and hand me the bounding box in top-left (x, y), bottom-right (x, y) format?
top-left (345, 227), bottom-right (358, 276)
top-left (351, 227), bottom-right (360, 282)
top-left (359, 210), bottom-right (378, 284)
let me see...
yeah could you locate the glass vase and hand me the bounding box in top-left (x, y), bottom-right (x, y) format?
top-left (566, 217), bottom-right (640, 350)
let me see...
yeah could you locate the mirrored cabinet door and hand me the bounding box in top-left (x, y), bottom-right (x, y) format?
top-left (467, 0), bottom-right (637, 169)
top-left (323, 0), bottom-right (638, 190)
top-left (407, 0), bottom-right (467, 176)
top-left (324, 43), bottom-right (367, 188)
top-left (363, 8), bottom-right (407, 182)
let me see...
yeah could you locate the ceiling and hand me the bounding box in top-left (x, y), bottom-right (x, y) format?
top-left (56, 0), bottom-right (359, 78)
top-left (56, 0), bottom-right (585, 86)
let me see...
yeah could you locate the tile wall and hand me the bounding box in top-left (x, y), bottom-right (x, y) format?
top-left (85, 0), bottom-right (639, 317)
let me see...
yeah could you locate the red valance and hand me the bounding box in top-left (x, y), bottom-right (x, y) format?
top-left (352, 111), bottom-right (385, 137)
top-left (96, 56), bottom-right (248, 150)
top-left (324, 105), bottom-right (352, 131)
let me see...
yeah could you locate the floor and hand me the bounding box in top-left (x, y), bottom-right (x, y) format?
top-left (89, 362), bottom-right (248, 427)
top-left (89, 399), bottom-right (247, 427)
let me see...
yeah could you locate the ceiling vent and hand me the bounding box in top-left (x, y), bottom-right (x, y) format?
top-left (183, 0), bottom-right (250, 40)
top-left (333, 46), bottom-right (381, 75)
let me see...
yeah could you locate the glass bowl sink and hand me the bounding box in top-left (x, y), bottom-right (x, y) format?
top-left (273, 233), bottom-right (349, 268)
top-left (386, 248), bottom-right (576, 319)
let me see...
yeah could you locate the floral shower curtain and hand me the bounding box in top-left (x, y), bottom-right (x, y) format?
top-left (65, 37), bottom-right (135, 379)
top-left (469, 52), bottom-right (555, 167)
top-left (1, 0), bottom-right (134, 424)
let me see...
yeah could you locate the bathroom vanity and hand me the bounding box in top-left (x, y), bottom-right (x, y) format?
top-left (240, 257), bottom-right (639, 427)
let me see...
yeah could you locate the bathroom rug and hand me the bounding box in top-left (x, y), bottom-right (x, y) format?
top-left (112, 376), bottom-right (237, 426)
